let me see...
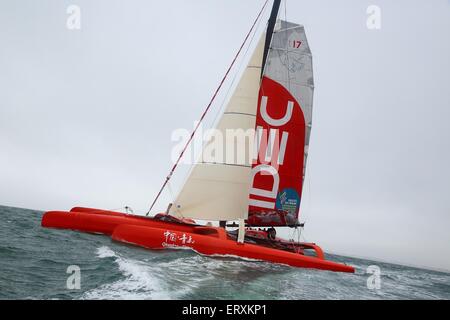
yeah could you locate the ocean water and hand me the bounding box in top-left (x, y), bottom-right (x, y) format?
top-left (0, 205), bottom-right (449, 300)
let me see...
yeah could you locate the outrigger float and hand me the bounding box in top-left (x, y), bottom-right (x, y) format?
top-left (41, 0), bottom-right (355, 273)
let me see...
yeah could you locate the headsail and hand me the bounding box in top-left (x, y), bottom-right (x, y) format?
top-left (247, 20), bottom-right (314, 227)
top-left (170, 3), bottom-right (314, 227)
top-left (170, 34), bottom-right (266, 221)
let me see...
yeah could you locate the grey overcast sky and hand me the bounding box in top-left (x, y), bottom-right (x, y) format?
top-left (1, 0), bottom-right (449, 271)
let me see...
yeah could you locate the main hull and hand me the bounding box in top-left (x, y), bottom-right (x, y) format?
top-left (42, 207), bottom-right (198, 235)
top-left (41, 207), bottom-right (354, 273)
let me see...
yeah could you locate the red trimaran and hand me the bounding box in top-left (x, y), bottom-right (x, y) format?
top-left (42, 0), bottom-right (354, 273)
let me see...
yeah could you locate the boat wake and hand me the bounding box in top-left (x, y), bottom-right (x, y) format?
top-left (82, 246), bottom-right (188, 300)
top-left (81, 245), bottom-right (292, 300)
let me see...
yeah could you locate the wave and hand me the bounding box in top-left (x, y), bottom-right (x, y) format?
top-left (82, 246), bottom-right (189, 300)
top-left (2, 206), bottom-right (450, 300)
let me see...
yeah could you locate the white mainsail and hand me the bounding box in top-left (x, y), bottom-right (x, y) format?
top-left (169, 34), bottom-right (266, 221)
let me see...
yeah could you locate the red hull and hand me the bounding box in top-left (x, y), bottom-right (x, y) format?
top-left (42, 208), bottom-right (197, 235)
top-left (41, 207), bottom-right (354, 273)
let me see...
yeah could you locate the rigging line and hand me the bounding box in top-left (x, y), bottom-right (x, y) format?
top-left (146, 0), bottom-right (270, 216)
top-left (305, 165), bottom-right (312, 224)
top-left (167, 181), bottom-right (184, 218)
top-left (199, 9), bottom-right (263, 161)
top-left (210, 8), bottom-right (265, 130)
top-left (166, 14), bottom-right (265, 217)
top-left (300, 157), bottom-right (312, 227)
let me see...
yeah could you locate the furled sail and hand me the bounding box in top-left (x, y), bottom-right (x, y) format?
top-left (169, 34), bottom-right (266, 221)
top-left (247, 20), bottom-right (314, 226)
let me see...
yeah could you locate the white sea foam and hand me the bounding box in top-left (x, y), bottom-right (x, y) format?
top-left (82, 246), bottom-right (189, 300)
top-left (96, 246), bottom-right (116, 258)
top-left (81, 246), bottom-right (277, 300)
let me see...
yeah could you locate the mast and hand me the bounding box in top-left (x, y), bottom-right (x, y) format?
top-left (261, 0), bottom-right (281, 79)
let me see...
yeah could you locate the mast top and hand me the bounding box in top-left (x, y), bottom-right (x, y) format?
top-left (261, 0), bottom-right (281, 78)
